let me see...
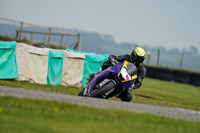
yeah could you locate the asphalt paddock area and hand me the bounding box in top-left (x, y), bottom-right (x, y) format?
top-left (1, 86), bottom-right (200, 121)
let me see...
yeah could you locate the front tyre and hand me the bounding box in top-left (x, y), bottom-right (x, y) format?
top-left (89, 79), bottom-right (116, 98)
top-left (78, 88), bottom-right (85, 96)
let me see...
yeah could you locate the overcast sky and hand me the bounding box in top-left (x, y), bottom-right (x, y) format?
top-left (0, 0), bottom-right (200, 51)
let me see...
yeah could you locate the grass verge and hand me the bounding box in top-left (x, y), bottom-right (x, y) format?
top-left (0, 96), bottom-right (200, 133)
top-left (133, 78), bottom-right (200, 110)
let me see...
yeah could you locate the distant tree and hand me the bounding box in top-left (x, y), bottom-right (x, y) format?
top-left (190, 46), bottom-right (198, 54)
top-left (168, 48), bottom-right (180, 54)
top-left (185, 45), bottom-right (199, 56)
top-left (103, 34), bottom-right (114, 42)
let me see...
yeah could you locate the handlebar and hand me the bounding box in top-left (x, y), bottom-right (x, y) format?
top-left (109, 57), bottom-right (119, 66)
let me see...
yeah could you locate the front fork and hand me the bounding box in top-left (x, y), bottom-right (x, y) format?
top-left (83, 87), bottom-right (89, 96)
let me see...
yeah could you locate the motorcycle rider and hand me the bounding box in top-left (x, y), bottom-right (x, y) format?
top-left (85, 61), bottom-right (136, 99)
top-left (87, 47), bottom-right (146, 102)
top-left (103, 47), bottom-right (146, 101)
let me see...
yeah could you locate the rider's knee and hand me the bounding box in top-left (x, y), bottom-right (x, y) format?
top-left (119, 90), bottom-right (132, 102)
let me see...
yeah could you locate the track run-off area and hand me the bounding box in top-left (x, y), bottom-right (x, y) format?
top-left (0, 86), bottom-right (200, 121)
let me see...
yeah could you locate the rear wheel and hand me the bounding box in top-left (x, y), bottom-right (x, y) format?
top-left (89, 79), bottom-right (116, 98)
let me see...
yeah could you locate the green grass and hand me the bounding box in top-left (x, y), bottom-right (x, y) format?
top-left (0, 78), bottom-right (200, 111)
top-left (133, 78), bottom-right (200, 110)
top-left (0, 96), bottom-right (200, 133)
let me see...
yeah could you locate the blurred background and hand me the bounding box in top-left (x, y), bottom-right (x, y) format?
top-left (0, 0), bottom-right (200, 71)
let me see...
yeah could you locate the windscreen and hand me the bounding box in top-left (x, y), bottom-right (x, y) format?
top-left (118, 61), bottom-right (137, 82)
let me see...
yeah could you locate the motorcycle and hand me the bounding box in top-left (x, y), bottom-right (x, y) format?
top-left (78, 58), bottom-right (138, 100)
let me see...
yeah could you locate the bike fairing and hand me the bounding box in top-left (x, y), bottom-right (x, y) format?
top-left (87, 61), bottom-right (137, 98)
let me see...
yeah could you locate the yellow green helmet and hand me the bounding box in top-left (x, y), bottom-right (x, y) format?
top-left (130, 47), bottom-right (146, 65)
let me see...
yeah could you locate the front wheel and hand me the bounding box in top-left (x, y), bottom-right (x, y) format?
top-left (78, 88), bottom-right (85, 96)
top-left (89, 79), bottom-right (116, 98)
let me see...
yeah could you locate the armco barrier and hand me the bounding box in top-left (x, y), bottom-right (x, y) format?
top-left (173, 70), bottom-right (191, 84)
top-left (145, 65), bottom-right (200, 87)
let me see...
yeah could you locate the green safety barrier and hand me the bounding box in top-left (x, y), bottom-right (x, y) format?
top-left (82, 54), bottom-right (109, 87)
top-left (47, 50), bottom-right (64, 85)
top-left (66, 48), bottom-right (109, 87)
top-left (0, 41), bottom-right (18, 79)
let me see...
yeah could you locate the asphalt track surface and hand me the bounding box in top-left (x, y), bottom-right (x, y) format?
top-left (1, 86), bottom-right (200, 121)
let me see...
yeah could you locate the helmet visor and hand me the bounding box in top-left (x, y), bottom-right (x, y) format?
top-left (134, 56), bottom-right (145, 65)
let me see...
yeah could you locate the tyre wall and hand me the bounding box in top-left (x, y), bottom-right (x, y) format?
top-left (190, 73), bottom-right (200, 86)
top-left (145, 66), bottom-right (200, 87)
top-left (145, 66), bottom-right (156, 78)
top-left (154, 68), bottom-right (174, 81)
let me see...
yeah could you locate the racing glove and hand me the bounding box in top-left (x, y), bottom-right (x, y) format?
top-left (108, 55), bottom-right (119, 65)
top-left (133, 82), bottom-right (141, 89)
top-left (130, 82), bottom-right (141, 91)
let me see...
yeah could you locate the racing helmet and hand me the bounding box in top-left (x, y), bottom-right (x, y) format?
top-left (130, 47), bottom-right (146, 65)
